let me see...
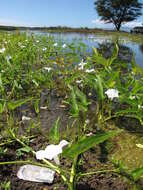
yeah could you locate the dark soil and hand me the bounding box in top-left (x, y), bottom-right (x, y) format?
top-left (0, 90), bottom-right (141, 190)
top-left (0, 136), bottom-right (133, 190)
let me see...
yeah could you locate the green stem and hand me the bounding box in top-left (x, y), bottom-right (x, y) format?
top-left (0, 160), bottom-right (32, 165)
top-left (103, 114), bottom-right (142, 124)
top-left (0, 160), bottom-right (56, 169)
top-left (77, 169), bottom-right (119, 178)
top-left (69, 156), bottom-right (78, 190)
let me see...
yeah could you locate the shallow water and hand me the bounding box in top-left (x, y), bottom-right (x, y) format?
top-left (31, 31), bottom-right (143, 67)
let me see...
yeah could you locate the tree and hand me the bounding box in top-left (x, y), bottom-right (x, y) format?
top-left (94, 0), bottom-right (142, 31)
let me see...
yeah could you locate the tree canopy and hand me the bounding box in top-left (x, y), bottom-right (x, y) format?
top-left (94, 0), bottom-right (142, 31)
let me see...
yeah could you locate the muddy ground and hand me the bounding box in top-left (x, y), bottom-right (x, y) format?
top-left (0, 90), bottom-right (143, 190)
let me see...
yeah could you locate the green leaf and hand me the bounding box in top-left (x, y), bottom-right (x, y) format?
top-left (7, 98), bottom-right (32, 110)
top-left (95, 75), bottom-right (104, 101)
top-left (131, 167), bottom-right (143, 181)
top-left (74, 87), bottom-right (90, 107)
top-left (34, 99), bottom-right (40, 114)
top-left (107, 43), bottom-right (118, 66)
top-left (70, 87), bottom-right (79, 117)
top-left (49, 117), bottom-right (60, 143)
top-left (63, 130), bottom-right (120, 159)
top-left (0, 101), bottom-right (6, 113)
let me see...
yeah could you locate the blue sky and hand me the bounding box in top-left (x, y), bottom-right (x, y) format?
top-left (0, 0), bottom-right (142, 29)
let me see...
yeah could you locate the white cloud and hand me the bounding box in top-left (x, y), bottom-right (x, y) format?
top-left (123, 21), bottom-right (143, 28)
top-left (92, 18), bottom-right (143, 29)
top-left (91, 19), bottom-right (113, 29)
top-left (91, 19), bottom-right (105, 25)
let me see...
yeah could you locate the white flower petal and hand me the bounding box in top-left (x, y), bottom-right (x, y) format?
top-left (78, 59), bottom-right (87, 70)
top-left (0, 47), bottom-right (6, 53)
top-left (53, 43), bottom-right (58, 47)
top-left (85, 69), bottom-right (95, 73)
top-left (43, 47), bottom-right (47, 51)
top-left (44, 67), bottom-right (52, 72)
top-left (22, 116), bottom-right (31, 121)
top-left (105, 89), bottom-right (119, 100)
top-left (62, 44), bottom-right (67, 48)
top-left (76, 80), bottom-right (83, 84)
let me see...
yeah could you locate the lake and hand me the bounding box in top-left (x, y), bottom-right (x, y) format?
top-left (31, 31), bottom-right (143, 67)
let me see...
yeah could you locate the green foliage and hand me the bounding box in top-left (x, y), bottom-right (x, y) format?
top-left (7, 98), bottom-right (32, 110)
top-left (49, 117), bottom-right (60, 143)
top-left (0, 181), bottom-right (11, 190)
top-left (94, 0), bottom-right (142, 31)
top-left (16, 146), bottom-right (32, 157)
top-left (131, 167), bottom-right (143, 181)
top-left (63, 130), bottom-right (120, 159)
top-left (67, 86), bottom-right (90, 117)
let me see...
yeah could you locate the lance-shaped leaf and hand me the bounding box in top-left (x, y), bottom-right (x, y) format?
top-left (8, 98), bottom-right (32, 110)
top-left (63, 130), bottom-right (120, 159)
top-left (131, 167), bottom-right (143, 181)
top-left (49, 117), bottom-right (60, 144)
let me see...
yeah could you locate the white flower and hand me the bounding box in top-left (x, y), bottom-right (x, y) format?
top-left (129, 95), bottom-right (136, 100)
top-left (36, 40), bottom-right (39, 43)
top-left (138, 105), bottom-right (143, 109)
top-left (62, 44), bottom-right (67, 48)
top-left (85, 119), bottom-right (90, 124)
top-left (20, 45), bottom-right (25, 48)
top-left (88, 92), bottom-right (92, 96)
top-left (105, 89), bottom-right (119, 100)
top-left (53, 43), bottom-right (58, 47)
top-left (76, 80), bottom-right (83, 84)
top-left (43, 47), bottom-right (47, 51)
top-left (86, 132), bottom-right (93, 137)
top-left (85, 69), bottom-right (95, 73)
top-left (36, 140), bottom-right (69, 165)
top-left (44, 67), bottom-right (52, 72)
top-left (22, 116), bottom-right (31, 121)
top-left (6, 55), bottom-right (12, 61)
top-left (0, 47), bottom-right (6, 53)
top-left (78, 59), bottom-right (87, 70)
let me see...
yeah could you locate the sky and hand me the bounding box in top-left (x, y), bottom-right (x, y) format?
top-left (0, 0), bottom-right (143, 29)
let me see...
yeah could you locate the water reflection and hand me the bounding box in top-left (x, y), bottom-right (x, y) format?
top-left (97, 42), bottom-right (132, 63)
top-left (29, 31), bottom-right (143, 67)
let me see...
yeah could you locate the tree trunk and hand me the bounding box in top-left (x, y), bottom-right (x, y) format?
top-left (115, 23), bottom-right (121, 31)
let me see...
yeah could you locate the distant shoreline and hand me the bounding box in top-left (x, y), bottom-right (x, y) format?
top-left (0, 25), bottom-right (129, 34)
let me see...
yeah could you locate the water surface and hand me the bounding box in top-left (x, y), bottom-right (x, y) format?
top-left (32, 31), bottom-right (143, 67)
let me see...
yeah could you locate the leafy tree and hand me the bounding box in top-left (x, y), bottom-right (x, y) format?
top-left (94, 0), bottom-right (142, 31)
